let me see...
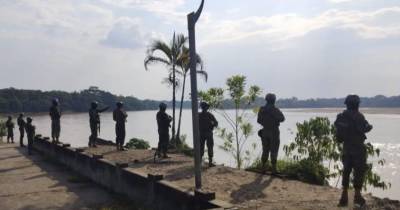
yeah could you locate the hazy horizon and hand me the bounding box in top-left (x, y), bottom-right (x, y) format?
top-left (1, 0), bottom-right (399, 100)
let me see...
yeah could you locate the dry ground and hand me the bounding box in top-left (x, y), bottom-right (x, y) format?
top-left (84, 145), bottom-right (400, 210)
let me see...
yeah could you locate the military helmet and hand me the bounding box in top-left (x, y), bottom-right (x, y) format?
top-left (116, 101), bottom-right (123, 108)
top-left (265, 93), bottom-right (276, 104)
top-left (200, 102), bottom-right (210, 110)
top-left (19, 113), bottom-right (24, 117)
top-left (91, 101), bottom-right (98, 108)
top-left (27, 117), bottom-right (33, 123)
top-left (159, 102), bottom-right (167, 110)
top-left (344, 95), bottom-right (360, 107)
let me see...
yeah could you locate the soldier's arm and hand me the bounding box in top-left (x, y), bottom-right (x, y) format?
top-left (257, 107), bottom-right (263, 125)
top-left (274, 108), bottom-right (285, 123)
top-left (356, 114), bottom-right (373, 133)
top-left (113, 111), bottom-right (116, 121)
top-left (211, 114), bottom-right (218, 127)
top-left (99, 106), bottom-right (109, 113)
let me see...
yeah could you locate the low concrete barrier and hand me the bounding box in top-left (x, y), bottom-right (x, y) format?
top-left (32, 136), bottom-right (229, 210)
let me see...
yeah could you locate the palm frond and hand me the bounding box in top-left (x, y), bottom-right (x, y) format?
top-left (144, 56), bottom-right (171, 70)
top-left (147, 40), bottom-right (172, 61)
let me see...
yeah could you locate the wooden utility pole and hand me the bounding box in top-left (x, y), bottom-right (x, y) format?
top-left (187, 0), bottom-right (204, 189)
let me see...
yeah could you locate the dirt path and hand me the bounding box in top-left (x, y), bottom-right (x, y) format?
top-left (0, 143), bottom-right (138, 210)
top-left (85, 145), bottom-right (400, 210)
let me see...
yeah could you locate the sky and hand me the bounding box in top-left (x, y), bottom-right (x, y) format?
top-left (0, 0), bottom-right (399, 100)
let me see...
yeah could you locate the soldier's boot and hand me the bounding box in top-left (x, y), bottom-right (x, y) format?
top-left (208, 157), bottom-right (215, 167)
top-left (271, 159), bottom-right (277, 174)
top-left (354, 189), bottom-right (366, 207)
top-left (338, 189), bottom-right (348, 207)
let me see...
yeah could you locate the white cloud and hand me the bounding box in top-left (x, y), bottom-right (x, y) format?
top-left (199, 7), bottom-right (400, 47)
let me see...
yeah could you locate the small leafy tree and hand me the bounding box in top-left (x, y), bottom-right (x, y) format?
top-left (199, 75), bottom-right (261, 169)
top-left (283, 117), bottom-right (390, 190)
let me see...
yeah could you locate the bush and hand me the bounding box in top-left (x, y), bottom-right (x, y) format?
top-left (0, 120), bottom-right (6, 141)
top-left (248, 158), bottom-right (329, 185)
top-left (173, 134), bottom-right (194, 157)
top-left (125, 138), bottom-right (150, 150)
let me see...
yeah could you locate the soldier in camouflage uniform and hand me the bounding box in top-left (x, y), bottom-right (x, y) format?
top-left (257, 93), bottom-right (285, 173)
top-left (17, 113), bottom-right (26, 147)
top-left (199, 102), bottom-right (218, 167)
top-left (335, 95), bottom-right (372, 207)
top-left (113, 102), bottom-right (128, 151)
top-left (6, 116), bottom-right (14, 143)
top-left (156, 103), bottom-right (172, 158)
top-left (88, 101), bottom-right (109, 147)
top-left (49, 98), bottom-right (61, 143)
top-left (25, 117), bottom-right (35, 155)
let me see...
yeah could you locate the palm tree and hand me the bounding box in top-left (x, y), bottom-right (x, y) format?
top-left (175, 47), bottom-right (207, 142)
top-left (144, 33), bottom-right (187, 144)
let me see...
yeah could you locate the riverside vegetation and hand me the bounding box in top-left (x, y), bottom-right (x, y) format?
top-left (248, 117), bottom-right (390, 190)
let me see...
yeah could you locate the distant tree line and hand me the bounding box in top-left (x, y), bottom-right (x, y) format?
top-left (0, 87), bottom-right (399, 113)
top-left (214, 95), bottom-right (400, 109)
top-left (0, 86), bottom-right (165, 113)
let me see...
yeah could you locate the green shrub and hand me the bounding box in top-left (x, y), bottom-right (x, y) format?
top-left (248, 158), bottom-right (328, 185)
top-left (174, 134), bottom-right (194, 157)
top-left (0, 120), bottom-right (6, 141)
top-left (125, 138), bottom-right (150, 150)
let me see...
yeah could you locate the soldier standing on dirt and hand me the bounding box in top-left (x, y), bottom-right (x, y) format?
top-left (49, 98), bottom-right (61, 143)
top-left (113, 102), bottom-right (128, 151)
top-left (25, 117), bottom-right (35, 155)
top-left (199, 102), bottom-right (218, 167)
top-left (88, 101), bottom-right (109, 147)
top-left (17, 113), bottom-right (26, 147)
top-left (156, 103), bottom-right (172, 158)
top-left (6, 116), bottom-right (14, 144)
top-left (257, 93), bottom-right (285, 173)
top-left (335, 95), bottom-right (372, 207)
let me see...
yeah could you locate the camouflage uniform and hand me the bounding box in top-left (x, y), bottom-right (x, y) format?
top-left (25, 118), bottom-right (35, 155)
top-left (156, 104), bottom-right (172, 157)
top-left (257, 94), bottom-right (285, 171)
top-left (88, 103), bottom-right (108, 147)
top-left (113, 103), bottom-right (128, 150)
top-left (49, 103), bottom-right (61, 142)
top-left (17, 114), bottom-right (26, 147)
top-left (199, 103), bottom-right (218, 166)
top-left (335, 95), bottom-right (372, 207)
top-left (6, 117), bottom-right (14, 143)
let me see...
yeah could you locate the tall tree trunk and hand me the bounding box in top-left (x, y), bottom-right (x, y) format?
top-left (172, 64), bottom-right (176, 144)
top-left (235, 104), bottom-right (241, 169)
top-left (176, 72), bottom-right (187, 143)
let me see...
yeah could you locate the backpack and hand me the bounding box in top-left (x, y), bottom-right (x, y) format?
top-left (334, 113), bottom-right (351, 143)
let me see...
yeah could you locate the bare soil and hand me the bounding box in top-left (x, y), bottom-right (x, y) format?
top-left (85, 145), bottom-right (400, 210)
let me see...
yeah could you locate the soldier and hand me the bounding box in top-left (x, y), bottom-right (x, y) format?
top-left (25, 117), bottom-right (35, 155)
top-left (156, 103), bottom-right (172, 158)
top-left (6, 116), bottom-right (14, 144)
top-left (199, 102), bottom-right (218, 167)
top-left (257, 93), bottom-right (285, 173)
top-left (113, 102), bottom-right (128, 151)
top-left (17, 113), bottom-right (26, 147)
top-left (335, 95), bottom-right (372, 207)
top-left (49, 98), bottom-right (61, 143)
top-left (88, 101), bottom-right (109, 147)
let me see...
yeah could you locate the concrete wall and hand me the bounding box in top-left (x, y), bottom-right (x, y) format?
top-left (32, 136), bottom-right (229, 210)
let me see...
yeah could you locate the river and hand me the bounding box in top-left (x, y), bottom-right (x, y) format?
top-left (8, 108), bottom-right (400, 200)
